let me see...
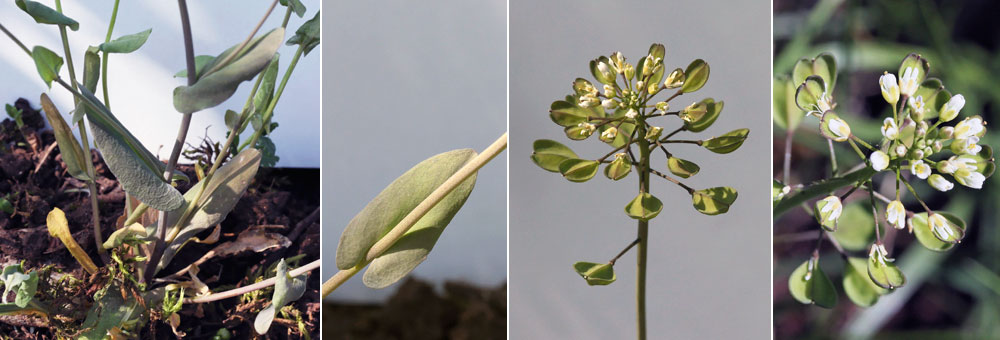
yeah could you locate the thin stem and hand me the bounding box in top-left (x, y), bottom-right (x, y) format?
top-left (0, 23), bottom-right (30, 55)
top-left (243, 43), bottom-right (305, 150)
top-left (648, 168), bottom-right (695, 194)
top-left (867, 182), bottom-right (882, 244)
top-left (900, 177), bottom-right (933, 213)
top-left (659, 139), bottom-right (702, 145)
top-left (55, 0), bottom-right (105, 260)
top-left (609, 238), bottom-right (641, 266)
top-left (100, 0), bottom-right (121, 109)
top-left (783, 130), bottom-right (794, 183)
top-left (322, 133), bottom-right (509, 298)
top-left (186, 259), bottom-right (319, 303)
top-left (662, 126), bottom-right (685, 141)
top-left (281, 5), bottom-right (293, 28)
top-left (827, 138), bottom-right (838, 176)
top-left (847, 139), bottom-right (867, 161)
top-left (851, 135), bottom-right (875, 151)
top-left (597, 139), bottom-right (636, 163)
top-left (201, 0), bottom-right (279, 77)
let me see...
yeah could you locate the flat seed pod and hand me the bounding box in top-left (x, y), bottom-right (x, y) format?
top-left (703, 128), bottom-right (749, 154)
top-left (530, 139), bottom-right (579, 172)
top-left (681, 59), bottom-right (709, 93)
top-left (788, 258), bottom-right (837, 308)
top-left (691, 187), bottom-right (738, 215)
top-left (910, 212), bottom-right (966, 252)
top-left (625, 192), bottom-right (663, 221)
top-left (573, 262), bottom-right (616, 286)
top-left (843, 257), bottom-right (887, 307)
top-left (558, 159), bottom-right (599, 182)
top-left (173, 28), bottom-right (285, 114)
top-left (337, 149), bottom-right (477, 270)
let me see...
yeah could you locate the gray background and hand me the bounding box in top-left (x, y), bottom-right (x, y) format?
top-left (510, 0), bottom-right (771, 338)
top-left (321, 0), bottom-right (507, 302)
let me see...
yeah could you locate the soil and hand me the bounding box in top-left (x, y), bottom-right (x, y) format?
top-left (0, 98), bottom-right (320, 339)
top-left (322, 278), bottom-right (507, 340)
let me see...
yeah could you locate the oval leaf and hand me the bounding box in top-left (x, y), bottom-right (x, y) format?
top-left (98, 29), bottom-right (152, 54)
top-left (788, 258), bottom-right (837, 308)
top-left (254, 259), bottom-right (307, 334)
top-left (30, 46), bottom-right (62, 88)
top-left (173, 28), bottom-right (285, 114)
top-left (703, 128), bottom-right (749, 154)
top-left (90, 121), bottom-right (184, 211)
top-left (337, 149), bottom-right (477, 270)
top-left (558, 159), bottom-right (599, 183)
top-left (572, 262), bottom-right (616, 286)
top-left (681, 59), bottom-right (709, 93)
top-left (692, 187), bottom-right (738, 215)
top-left (15, 0), bottom-right (79, 30)
top-left (625, 192), bottom-right (663, 221)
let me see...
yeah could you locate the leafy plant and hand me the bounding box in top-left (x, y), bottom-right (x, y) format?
top-left (0, 0), bottom-right (320, 336)
top-left (321, 133), bottom-right (508, 297)
top-left (774, 52), bottom-right (994, 308)
top-left (529, 43), bottom-right (749, 339)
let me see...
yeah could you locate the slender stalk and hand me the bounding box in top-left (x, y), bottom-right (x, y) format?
top-left (783, 130), bottom-right (794, 183)
top-left (145, 0), bottom-right (197, 285)
top-left (186, 258), bottom-right (319, 303)
top-left (322, 133), bottom-right (509, 298)
top-left (54, 0), bottom-right (105, 260)
top-left (243, 43), bottom-right (305, 150)
top-left (281, 5), bottom-right (294, 28)
top-left (201, 0), bottom-right (279, 77)
top-left (635, 121), bottom-right (650, 340)
top-left (101, 0), bottom-right (126, 215)
top-left (609, 238), bottom-right (641, 266)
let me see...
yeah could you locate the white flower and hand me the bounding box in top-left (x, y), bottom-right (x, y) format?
top-left (819, 196), bottom-right (843, 224)
top-left (664, 69), bottom-right (684, 89)
top-left (911, 160), bottom-right (931, 179)
top-left (939, 94), bottom-right (965, 122)
top-left (817, 92), bottom-right (834, 113)
top-left (880, 72), bottom-right (900, 105)
top-left (869, 243), bottom-right (895, 266)
top-left (603, 84), bottom-right (616, 97)
top-left (610, 52), bottom-right (624, 74)
top-left (954, 167), bottom-right (985, 189)
top-left (937, 159), bottom-right (958, 174)
top-left (601, 99), bottom-right (619, 110)
top-left (881, 117), bottom-right (899, 140)
top-left (928, 174), bottom-right (954, 192)
top-left (597, 61), bottom-right (611, 77)
top-left (899, 66), bottom-right (920, 97)
top-left (655, 101), bottom-right (669, 113)
top-left (827, 117), bottom-right (851, 142)
top-left (957, 136), bottom-right (982, 155)
top-left (954, 117), bottom-right (985, 140)
top-left (940, 126), bottom-right (955, 139)
top-left (929, 213), bottom-right (957, 241)
top-left (645, 126), bottom-right (662, 140)
top-left (870, 151), bottom-right (890, 171)
top-left (804, 257), bottom-right (816, 281)
top-left (577, 123), bottom-right (596, 137)
top-left (887, 200), bottom-right (906, 230)
top-left (895, 145), bottom-right (908, 157)
top-left (908, 95), bottom-right (926, 119)
top-left (625, 108), bottom-right (638, 119)
top-left (578, 94), bottom-right (599, 108)
top-left (601, 126), bottom-right (618, 140)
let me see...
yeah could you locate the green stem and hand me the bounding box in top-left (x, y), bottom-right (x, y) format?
top-left (101, 0), bottom-right (125, 215)
top-left (774, 166), bottom-right (877, 217)
top-left (55, 0), bottom-right (105, 259)
top-left (281, 5), bottom-right (293, 28)
top-left (243, 43), bottom-right (305, 150)
top-left (635, 122), bottom-right (650, 340)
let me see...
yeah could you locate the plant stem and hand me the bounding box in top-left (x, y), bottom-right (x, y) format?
top-left (635, 121), bottom-right (650, 340)
top-left (185, 258), bottom-right (319, 303)
top-left (774, 166), bottom-right (877, 217)
top-left (609, 238), bottom-right (641, 266)
top-left (281, 5), bottom-right (294, 28)
top-left (243, 43), bottom-right (305, 150)
top-left (322, 133), bottom-right (509, 298)
top-left (101, 0), bottom-right (129, 216)
top-left (145, 0), bottom-right (197, 285)
top-left (201, 0), bottom-right (279, 77)
top-left (54, 0), bottom-right (105, 261)
top-left (783, 130), bottom-right (794, 183)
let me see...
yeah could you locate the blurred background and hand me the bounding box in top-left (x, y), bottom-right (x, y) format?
top-left (321, 0), bottom-right (507, 338)
top-left (0, 0), bottom-right (320, 167)
top-left (511, 0), bottom-right (771, 338)
top-left (773, 0), bottom-right (1000, 338)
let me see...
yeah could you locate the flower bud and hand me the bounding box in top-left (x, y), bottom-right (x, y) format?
top-left (912, 149), bottom-right (925, 160)
top-left (908, 95), bottom-right (926, 121)
top-left (645, 126), bottom-right (663, 141)
top-left (604, 84), bottom-right (616, 97)
top-left (578, 94), bottom-right (599, 108)
top-left (928, 174), bottom-right (954, 192)
top-left (577, 122), bottom-right (596, 137)
top-left (895, 145), bottom-right (908, 157)
top-left (939, 94), bottom-right (965, 123)
top-left (610, 51), bottom-right (625, 74)
top-left (940, 126), bottom-right (954, 139)
top-left (952, 136), bottom-right (982, 155)
top-left (899, 66), bottom-right (920, 97)
top-left (954, 116), bottom-right (985, 140)
top-left (881, 117), bottom-right (899, 140)
top-left (870, 151), bottom-right (890, 171)
top-left (937, 159), bottom-right (958, 174)
top-left (636, 81), bottom-right (645, 91)
top-left (886, 200), bottom-right (906, 230)
top-left (602, 99), bottom-right (619, 110)
top-left (826, 116), bottom-right (851, 142)
top-left (623, 63), bottom-right (635, 80)
top-left (600, 126), bottom-right (618, 142)
top-left (817, 196), bottom-right (843, 226)
top-left (663, 68), bottom-right (685, 89)
top-left (879, 72), bottom-right (900, 105)
top-left (625, 108), bottom-right (638, 119)
top-left (655, 101), bottom-right (669, 113)
top-left (647, 82), bottom-right (659, 95)
top-left (932, 140), bottom-right (943, 152)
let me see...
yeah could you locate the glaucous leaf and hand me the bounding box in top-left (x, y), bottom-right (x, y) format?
top-left (667, 157), bottom-right (699, 178)
top-left (681, 59), bottom-right (709, 93)
top-left (98, 29), bottom-right (152, 54)
top-left (625, 192), bottom-right (663, 221)
top-left (286, 11), bottom-right (320, 55)
top-left (15, 0), bottom-right (79, 30)
top-left (703, 128), bottom-right (749, 154)
top-left (910, 212), bottom-right (966, 251)
top-left (78, 282), bottom-right (142, 340)
top-left (572, 262), bottom-right (616, 286)
top-left (30, 46), bottom-right (62, 88)
top-left (90, 114), bottom-right (184, 211)
top-left (39, 94), bottom-right (91, 181)
top-left (336, 149), bottom-right (477, 270)
top-left (843, 257), bottom-right (887, 307)
top-left (788, 258), bottom-right (837, 308)
top-left (173, 55), bottom-right (216, 78)
top-left (173, 28), bottom-right (285, 114)
top-left (253, 55), bottom-right (280, 116)
top-left (559, 159), bottom-right (599, 182)
top-left (254, 259), bottom-right (307, 334)
top-left (692, 187), bottom-right (738, 215)
top-left (530, 139), bottom-right (579, 172)
top-left (280, 0), bottom-right (307, 17)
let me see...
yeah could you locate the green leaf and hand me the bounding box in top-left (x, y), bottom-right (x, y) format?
top-left (15, 0), bottom-right (79, 30)
top-left (256, 136), bottom-right (279, 168)
top-left (625, 192), bottom-right (663, 221)
top-left (1, 264), bottom-right (36, 308)
top-left (549, 99), bottom-right (599, 127)
top-left (0, 196), bottom-right (13, 215)
top-left (843, 257), bottom-right (887, 307)
top-left (898, 53), bottom-right (929, 86)
top-left (868, 252), bottom-right (906, 290)
top-left (254, 259), bottom-right (307, 334)
top-left (30, 46), bottom-right (63, 88)
top-left (604, 156), bottom-right (631, 180)
top-left (173, 55), bottom-right (216, 78)
top-left (78, 283), bottom-right (142, 340)
top-left (253, 55), bottom-right (280, 116)
top-left (572, 262), bottom-right (616, 286)
top-left (157, 149), bottom-right (262, 272)
top-left (666, 157), bottom-right (699, 178)
top-left (280, 0), bottom-right (307, 17)
top-left (910, 212), bottom-right (966, 251)
top-left (702, 128), bottom-right (749, 154)
top-left (691, 187), bottom-right (738, 215)
top-left (173, 28), bottom-right (285, 114)
top-left (773, 75), bottom-right (803, 131)
top-left (81, 47), bottom-right (100, 97)
top-left (98, 29), bottom-right (152, 54)
top-left (788, 258), bottom-right (837, 308)
top-left (531, 139), bottom-right (579, 172)
top-left (336, 149), bottom-right (477, 271)
top-left (5, 104), bottom-right (23, 128)
top-left (13, 271), bottom-right (37, 309)
top-left (558, 159), bottom-right (599, 183)
top-left (683, 98), bottom-right (723, 132)
top-left (681, 59), bottom-right (709, 93)
top-left (286, 11), bottom-right (320, 55)
top-left (39, 94), bottom-right (91, 181)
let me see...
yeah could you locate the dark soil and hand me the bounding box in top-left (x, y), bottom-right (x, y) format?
top-left (0, 98), bottom-right (320, 339)
top-left (323, 278), bottom-right (507, 340)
